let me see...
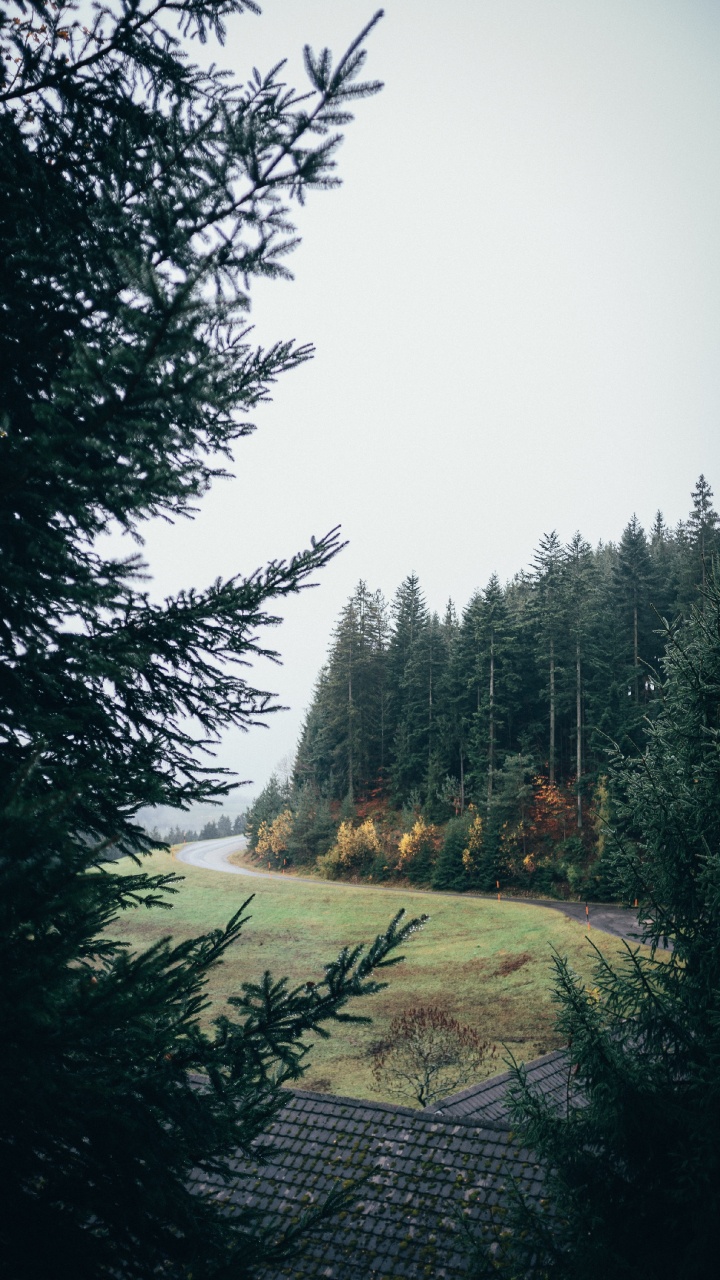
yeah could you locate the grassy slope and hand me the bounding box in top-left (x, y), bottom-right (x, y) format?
top-left (112, 849), bottom-right (628, 1103)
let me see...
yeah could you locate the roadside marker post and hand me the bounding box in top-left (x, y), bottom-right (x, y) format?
top-left (496, 879), bottom-right (501, 902)
top-left (585, 902), bottom-right (590, 929)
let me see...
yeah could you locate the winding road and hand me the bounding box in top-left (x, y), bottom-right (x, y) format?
top-left (176, 835), bottom-right (264, 875)
top-left (175, 837), bottom-right (647, 946)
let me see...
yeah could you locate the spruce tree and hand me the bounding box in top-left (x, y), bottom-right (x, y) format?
top-left (285, 783), bottom-right (335, 866)
top-left (245, 773), bottom-right (292, 851)
top-left (479, 576), bottom-right (720, 1279)
top-left (435, 599), bottom-right (470, 812)
top-left (387, 576), bottom-right (432, 801)
top-left (431, 814), bottom-right (473, 892)
top-left (563, 533), bottom-right (595, 830)
top-left (294, 582), bottom-right (388, 801)
top-left (466, 573), bottom-right (519, 805)
top-left (0, 5), bottom-right (430, 1277)
top-left (531, 532), bottom-right (567, 783)
top-left (613, 515), bottom-right (655, 740)
top-left (687, 473), bottom-right (719, 592)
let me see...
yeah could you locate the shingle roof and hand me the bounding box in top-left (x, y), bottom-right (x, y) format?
top-left (423, 1049), bottom-right (575, 1123)
top-left (190, 1077), bottom-right (552, 1279)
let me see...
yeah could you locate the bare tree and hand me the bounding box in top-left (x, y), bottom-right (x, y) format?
top-left (370, 1006), bottom-right (494, 1107)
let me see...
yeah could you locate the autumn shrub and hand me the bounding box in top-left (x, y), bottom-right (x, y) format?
top-left (253, 809), bottom-right (294, 870)
top-left (396, 818), bottom-right (441, 884)
top-left (316, 819), bottom-right (382, 879)
top-left (370, 1006), bottom-right (494, 1107)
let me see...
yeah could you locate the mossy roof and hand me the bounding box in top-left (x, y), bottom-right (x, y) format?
top-left (424, 1048), bottom-right (574, 1123)
top-left (189, 1059), bottom-right (567, 1279)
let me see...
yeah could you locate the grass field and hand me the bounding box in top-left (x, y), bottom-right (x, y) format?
top-left (111, 849), bottom-right (630, 1103)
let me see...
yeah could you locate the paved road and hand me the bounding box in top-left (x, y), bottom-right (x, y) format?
top-left (175, 835), bottom-right (265, 875)
top-left (516, 897), bottom-right (649, 945)
top-left (175, 838), bottom-right (648, 945)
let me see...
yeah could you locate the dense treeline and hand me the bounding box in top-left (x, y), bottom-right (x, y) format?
top-left (247, 477), bottom-right (719, 898)
top-left (160, 813), bottom-right (246, 845)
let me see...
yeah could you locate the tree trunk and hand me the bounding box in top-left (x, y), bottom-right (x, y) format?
top-left (488, 633), bottom-right (495, 805)
top-left (459, 749), bottom-right (465, 813)
top-left (576, 639), bottom-right (582, 831)
top-left (347, 671), bottom-right (354, 802)
top-left (549, 637), bottom-right (556, 784)
top-left (428, 666), bottom-right (433, 766)
top-left (633, 593), bottom-right (639, 703)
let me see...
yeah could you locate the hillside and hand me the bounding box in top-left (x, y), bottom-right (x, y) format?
top-left (112, 849), bottom-right (634, 1102)
top-left (238, 476), bottom-right (720, 902)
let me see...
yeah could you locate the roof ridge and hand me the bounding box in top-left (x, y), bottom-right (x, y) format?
top-left (423, 1047), bottom-right (569, 1114)
top-left (286, 1087), bottom-right (512, 1133)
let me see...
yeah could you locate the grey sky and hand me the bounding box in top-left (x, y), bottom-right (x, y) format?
top-left (133, 0), bottom-right (720, 815)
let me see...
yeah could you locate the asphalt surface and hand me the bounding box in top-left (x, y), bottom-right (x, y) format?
top-left (176, 835), bottom-right (264, 875)
top-left (516, 897), bottom-right (648, 945)
top-left (175, 837), bottom-right (648, 946)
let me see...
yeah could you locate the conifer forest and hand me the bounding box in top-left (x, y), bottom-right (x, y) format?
top-left (246, 476), bottom-right (720, 899)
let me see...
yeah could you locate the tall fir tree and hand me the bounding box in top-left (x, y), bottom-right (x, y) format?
top-left (687, 473), bottom-right (719, 593)
top-left (563, 533), bottom-right (595, 830)
top-left (531, 532), bottom-right (567, 783)
top-left (0, 5), bottom-right (428, 1277)
top-left (435, 599), bottom-right (471, 812)
top-left (613, 515), bottom-right (655, 739)
top-left (294, 582), bottom-right (388, 801)
top-left (387, 576), bottom-right (432, 802)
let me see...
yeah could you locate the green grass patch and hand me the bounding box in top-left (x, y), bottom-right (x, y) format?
top-left (111, 849), bottom-right (631, 1103)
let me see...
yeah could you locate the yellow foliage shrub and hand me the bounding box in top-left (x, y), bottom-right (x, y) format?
top-left (255, 808), bottom-right (294, 865)
top-left (396, 818), bottom-right (440, 879)
top-left (317, 819), bottom-right (382, 879)
top-left (461, 813), bottom-right (484, 873)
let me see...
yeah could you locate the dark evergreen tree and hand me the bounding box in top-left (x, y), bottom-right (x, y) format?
top-left (385, 575), bottom-right (427, 744)
top-left (464, 573), bottom-right (519, 806)
top-left (293, 582), bottom-right (387, 800)
top-left (405, 822), bottom-right (440, 885)
top-left (387, 577), bottom-right (433, 802)
top-left (457, 589), bottom-right (488, 785)
top-left (648, 509), bottom-right (679, 622)
top-left (478, 576), bottom-right (720, 1279)
top-left (0, 6), bottom-right (426, 1277)
top-left (531, 533), bottom-right (567, 783)
top-left (687, 473), bottom-right (719, 593)
top-left (285, 783), bottom-right (335, 866)
top-left (329, 582), bottom-right (388, 799)
top-left (431, 814), bottom-right (473, 892)
top-left (435, 599), bottom-right (471, 812)
top-left (563, 533), bottom-right (595, 830)
top-left (613, 516), bottom-right (655, 740)
top-left (294, 665), bottom-right (335, 793)
top-left (245, 773), bottom-right (292, 850)
top-left (485, 752), bottom-right (535, 882)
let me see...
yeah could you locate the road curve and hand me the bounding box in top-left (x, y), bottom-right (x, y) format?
top-left (175, 838), bottom-right (647, 945)
top-left (175, 835), bottom-right (268, 875)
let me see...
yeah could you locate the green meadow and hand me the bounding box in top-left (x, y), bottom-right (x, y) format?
top-left (111, 849), bottom-right (628, 1102)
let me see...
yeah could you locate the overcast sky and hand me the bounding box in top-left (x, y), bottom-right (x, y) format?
top-left (136, 0), bottom-right (720, 818)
